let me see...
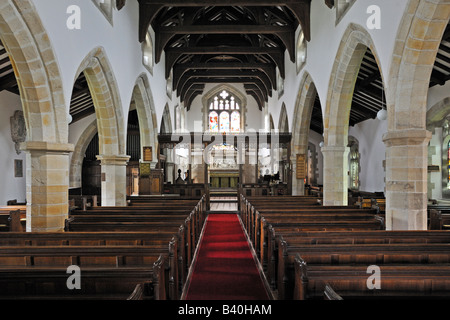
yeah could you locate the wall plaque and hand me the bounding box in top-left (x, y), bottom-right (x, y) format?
top-left (296, 154), bottom-right (306, 179)
top-left (428, 165), bottom-right (440, 172)
top-left (143, 146), bottom-right (152, 162)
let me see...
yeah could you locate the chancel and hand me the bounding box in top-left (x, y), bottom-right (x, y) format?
top-left (0, 0), bottom-right (450, 301)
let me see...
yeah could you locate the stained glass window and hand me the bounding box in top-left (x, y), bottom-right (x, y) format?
top-left (209, 111), bottom-right (218, 132)
top-left (208, 90), bottom-right (241, 133)
top-left (231, 111), bottom-right (240, 133)
top-left (220, 112), bottom-right (230, 133)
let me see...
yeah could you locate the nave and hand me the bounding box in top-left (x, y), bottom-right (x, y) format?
top-left (2, 192), bottom-right (450, 300)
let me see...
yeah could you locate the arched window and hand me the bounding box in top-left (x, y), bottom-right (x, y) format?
top-left (208, 90), bottom-right (241, 133)
top-left (209, 111), bottom-right (219, 132)
top-left (220, 112), bottom-right (230, 133)
top-left (231, 111), bottom-right (240, 133)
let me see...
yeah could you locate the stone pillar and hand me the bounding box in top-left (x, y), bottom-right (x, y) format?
top-left (22, 141), bottom-right (74, 232)
top-left (97, 155), bottom-right (130, 207)
top-left (383, 129), bottom-right (432, 230)
top-left (322, 146), bottom-right (349, 206)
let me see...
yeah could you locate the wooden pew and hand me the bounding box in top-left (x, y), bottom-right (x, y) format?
top-left (294, 255), bottom-right (450, 300)
top-left (255, 212), bottom-right (383, 267)
top-left (65, 196), bottom-right (206, 290)
top-left (0, 230), bottom-right (188, 298)
top-left (281, 241), bottom-right (450, 300)
top-left (0, 207), bottom-right (25, 232)
top-left (0, 246), bottom-right (169, 300)
top-left (429, 206), bottom-right (450, 230)
top-left (264, 229), bottom-right (450, 296)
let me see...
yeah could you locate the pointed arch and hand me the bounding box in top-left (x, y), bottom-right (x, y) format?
top-left (278, 103), bottom-right (289, 133)
top-left (0, 0), bottom-right (73, 231)
top-left (324, 23), bottom-right (385, 148)
top-left (388, 0), bottom-right (450, 132)
top-left (132, 74), bottom-right (158, 163)
top-left (291, 71), bottom-right (319, 195)
top-left (161, 103), bottom-right (173, 134)
top-left (0, 0), bottom-right (69, 144)
top-left (74, 46), bottom-right (125, 157)
top-left (384, 0), bottom-right (450, 230)
top-left (322, 23), bottom-right (385, 206)
top-left (70, 120), bottom-right (98, 189)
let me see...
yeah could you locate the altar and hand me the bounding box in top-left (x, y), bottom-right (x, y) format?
top-left (209, 170), bottom-right (239, 189)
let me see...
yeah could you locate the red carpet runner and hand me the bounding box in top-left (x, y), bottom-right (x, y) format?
top-left (184, 214), bottom-right (270, 300)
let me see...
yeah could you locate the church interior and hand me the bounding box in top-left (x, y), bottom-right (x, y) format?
top-left (0, 0), bottom-right (450, 301)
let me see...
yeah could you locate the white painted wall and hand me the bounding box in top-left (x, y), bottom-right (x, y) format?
top-left (0, 91), bottom-right (26, 205)
top-left (349, 118), bottom-right (388, 193)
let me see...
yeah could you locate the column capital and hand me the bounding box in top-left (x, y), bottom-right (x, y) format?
top-left (321, 145), bottom-right (349, 154)
top-left (21, 141), bottom-right (74, 154)
top-left (383, 129), bottom-right (432, 147)
top-left (96, 154), bottom-right (131, 166)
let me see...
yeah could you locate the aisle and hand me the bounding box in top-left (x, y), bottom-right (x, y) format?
top-left (184, 214), bottom-right (270, 300)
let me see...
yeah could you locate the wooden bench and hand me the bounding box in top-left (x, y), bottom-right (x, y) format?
top-left (281, 241), bottom-right (450, 300)
top-left (0, 246), bottom-right (170, 300)
top-left (0, 206), bottom-right (26, 232)
top-left (254, 212), bottom-right (383, 266)
top-left (429, 207), bottom-right (450, 230)
top-left (0, 264), bottom-right (164, 300)
top-left (0, 230), bottom-right (190, 297)
top-left (294, 256), bottom-right (450, 300)
top-left (264, 229), bottom-right (450, 298)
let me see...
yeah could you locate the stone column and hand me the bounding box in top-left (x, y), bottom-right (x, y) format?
top-left (322, 146), bottom-right (350, 206)
top-left (97, 154), bottom-right (130, 207)
top-left (22, 141), bottom-right (74, 232)
top-left (383, 129), bottom-right (432, 230)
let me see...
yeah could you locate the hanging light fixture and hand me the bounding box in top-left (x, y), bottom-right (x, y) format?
top-left (377, 85), bottom-right (387, 121)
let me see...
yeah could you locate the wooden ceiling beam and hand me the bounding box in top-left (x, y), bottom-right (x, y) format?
top-left (180, 78), bottom-right (271, 99)
top-left (139, 0), bottom-right (310, 7)
top-left (173, 62), bottom-right (276, 91)
top-left (155, 24), bottom-right (295, 63)
top-left (165, 46), bottom-right (285, 78)
top-left (176, 69), bottom-right (273, 96)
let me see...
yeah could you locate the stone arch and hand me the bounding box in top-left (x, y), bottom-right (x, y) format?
top-left (383, 0), bottom-right (450, 230)
top-left (74, 46), bottom-right (125, 157)
top-left (427, 97), bottom-right (450, 129)
top-left (161, 103), bottom-right (173, 134)
top-left (132, 74), bottom-right (158, 164)
top-left (0, 0), bottom-right (69, 144)
top-left (278, 103), bottom-right (289, 133)
top-left (322, 23), bottom-right (384, 205)
top-left (387, 0), bottom-right (450, 132)
top-left (291, 71), bottom-right (318, 195)
top-left (324, 23), bottom-right (385, 147)
top-left (74, 47), bottom-right (128, 206)
top-left (0, 0), bottom-right (73, 231)
top-left (69, 120), bottom-right (98, 189)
